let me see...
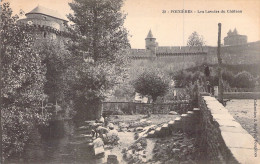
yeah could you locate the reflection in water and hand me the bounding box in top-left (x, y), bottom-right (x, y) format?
top-left (8, 120), bottom-right (137, 164)
top-left (8, 120), bottom-right (92, 163)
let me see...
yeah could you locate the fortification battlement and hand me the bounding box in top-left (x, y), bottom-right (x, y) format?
top-left (17, 20), bottom-right (71, 38)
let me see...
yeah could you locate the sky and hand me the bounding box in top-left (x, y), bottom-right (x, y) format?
top-left (3, 0), bottom-right (260, 48)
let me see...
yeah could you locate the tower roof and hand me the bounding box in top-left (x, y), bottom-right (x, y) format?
top-left (26, 5), bottom-right (68, 22)
top-left (146, 29), bottom-right (154, 38)
top-left (233, 28), bottom-right (238, 35)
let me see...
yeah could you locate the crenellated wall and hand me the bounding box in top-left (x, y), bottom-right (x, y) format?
top-left (129, 41), bottom-right (260, 71)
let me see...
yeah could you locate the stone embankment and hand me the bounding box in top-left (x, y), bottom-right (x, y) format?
top-left (145, 94), bottom-right (260, 163)
top-left (198, 95), bottom-right (260, 164)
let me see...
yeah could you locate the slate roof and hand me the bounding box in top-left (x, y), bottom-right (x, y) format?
top-left (26, 5), bottom-right (68, 22)
top-left (146, 30), bottom-right (154, 38)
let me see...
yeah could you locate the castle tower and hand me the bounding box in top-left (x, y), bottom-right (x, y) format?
top-left (224, 28), bottom-right (247, 46)
top-left (145, 30), bottom-right (158, 54)
top-left (18, 5), bottom-right (68, 44)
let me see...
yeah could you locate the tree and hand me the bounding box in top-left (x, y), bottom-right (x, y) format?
top-left (67, 0), bottom-right (129, 119)
top-left (187, 31), bottom-right (205, 51)
top-left (234, 71), bottom-right (255, 88)
top-left (38, 41), bottom-right (76, 119)
top-left (67, 0), bottom-right (129, 62)
top-left (0, 3), bottom-right (48, 160)
top-left (133, 71), bottom-right (169, 102)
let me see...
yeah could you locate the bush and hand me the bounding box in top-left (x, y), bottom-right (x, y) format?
top-left (133, 70), bottom-right (170, 102)
top-left (234, 71), bottom-right (255, 88)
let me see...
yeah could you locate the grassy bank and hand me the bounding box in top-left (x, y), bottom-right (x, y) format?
top-left (223, 92), bottom-right (260, 99)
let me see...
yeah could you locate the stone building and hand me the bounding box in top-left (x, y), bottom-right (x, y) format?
top-left (224, 28), bottom-right (247, 46)
top-left (17, 6), bottom-right (259, 67)
top-left (18, 5), bottom-right (69, 46)
top-left (145, 30), bottom-right (158, 56)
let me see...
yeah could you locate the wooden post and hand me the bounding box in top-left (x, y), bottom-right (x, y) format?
top-left (217, 23), bottom-right (224, 104)
top-left (0, 31), bottom-right (3, 163)
top-left (0, 56), bottom-right (3, 164)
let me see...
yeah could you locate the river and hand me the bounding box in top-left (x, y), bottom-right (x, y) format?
top-left (7, 119), bottom-right (139, 164)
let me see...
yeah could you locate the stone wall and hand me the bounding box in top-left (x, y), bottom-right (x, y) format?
top-left (198, 94), bottom-right (260, 163)
top-left (102, 101), bottom-right (191, 115)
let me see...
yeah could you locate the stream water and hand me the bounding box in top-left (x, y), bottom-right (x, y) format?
top-left (7, 119), bottom-right (144, 164)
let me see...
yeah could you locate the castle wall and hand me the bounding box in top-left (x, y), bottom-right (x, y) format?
top-left (129, 41), bottom-right (260, 73)
top-left (25, 13), bottom-right (67, 30)
top-left (18, 12), bottom-right (70, 49)
top-left (224, 35), bottom-right (247, 46)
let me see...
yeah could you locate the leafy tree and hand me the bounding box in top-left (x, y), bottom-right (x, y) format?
top-left (234, 71), bottom-right (255, 88)
top-left (67, 0), bottom-right (129, 62)
top-left (0, 3), bottom-right (48, 160)
top-left (133, 71), bottom-right (169, 102)
top-left (38, 41), bottom-right (76, 119)
top-left (187, 31), bottom-right (205, 51)
top-left (67, 0), bottom-right (129, 119)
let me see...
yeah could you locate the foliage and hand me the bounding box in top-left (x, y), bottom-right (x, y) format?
top-left (0, 3), bottom-right (48, 160)
top-left (233, 71), bottom-right (256, 88)
top-left (187, 31), bottom-right (205, 51)
top-left (67, 0), bottom-right (129, 62)
top-left (38, 41), bottom-right (76, 119)
top-left (107, 78), bottom-right (135, 102)
top-left (174, 70), bottom-right (204, 88)
top-left (174, 65), bottom-right (257, 89)
top-left (67, 0), bottom-right (129, 119)
top-left (133, 70), bottom-right (170, 102)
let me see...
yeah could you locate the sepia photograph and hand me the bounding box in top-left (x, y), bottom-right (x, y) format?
top-left (0, 0), bottom-right (260, 163)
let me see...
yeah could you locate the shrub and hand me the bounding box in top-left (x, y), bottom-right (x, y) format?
top-left (234, 71), bottom-right (255, 88)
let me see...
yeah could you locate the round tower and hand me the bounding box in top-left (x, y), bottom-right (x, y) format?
top-left (145, 30), bottom-right (158, 53)
top-left (17, 5), bottom-right (68, 46)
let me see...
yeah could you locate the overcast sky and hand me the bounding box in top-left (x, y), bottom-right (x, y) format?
top-left (4, 0), bottom-right (260, 48)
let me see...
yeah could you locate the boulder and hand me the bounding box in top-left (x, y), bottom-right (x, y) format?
top-left (121, 128), bottom-right (128, 132)
top-left (119, 122), bottom-right (129, 128)
top-left (169, 111), bottom-right (178, 115)
top-left (125, 150), bottom-right (133, 160)
top-left (140, 119), bottom-right (147, 122)
top-left (135, 127), bottom-right (144, 132)
top-left (99, 116), bottom-right (105, 123)
top-left (107, 123), bottom-right (114, 129)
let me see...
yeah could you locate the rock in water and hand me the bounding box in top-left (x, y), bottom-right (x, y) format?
top-left (99, 116), bottom-right (105, 123)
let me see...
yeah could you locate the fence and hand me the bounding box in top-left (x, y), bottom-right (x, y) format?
top-left (102, 100), bottom-right (191, 115)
